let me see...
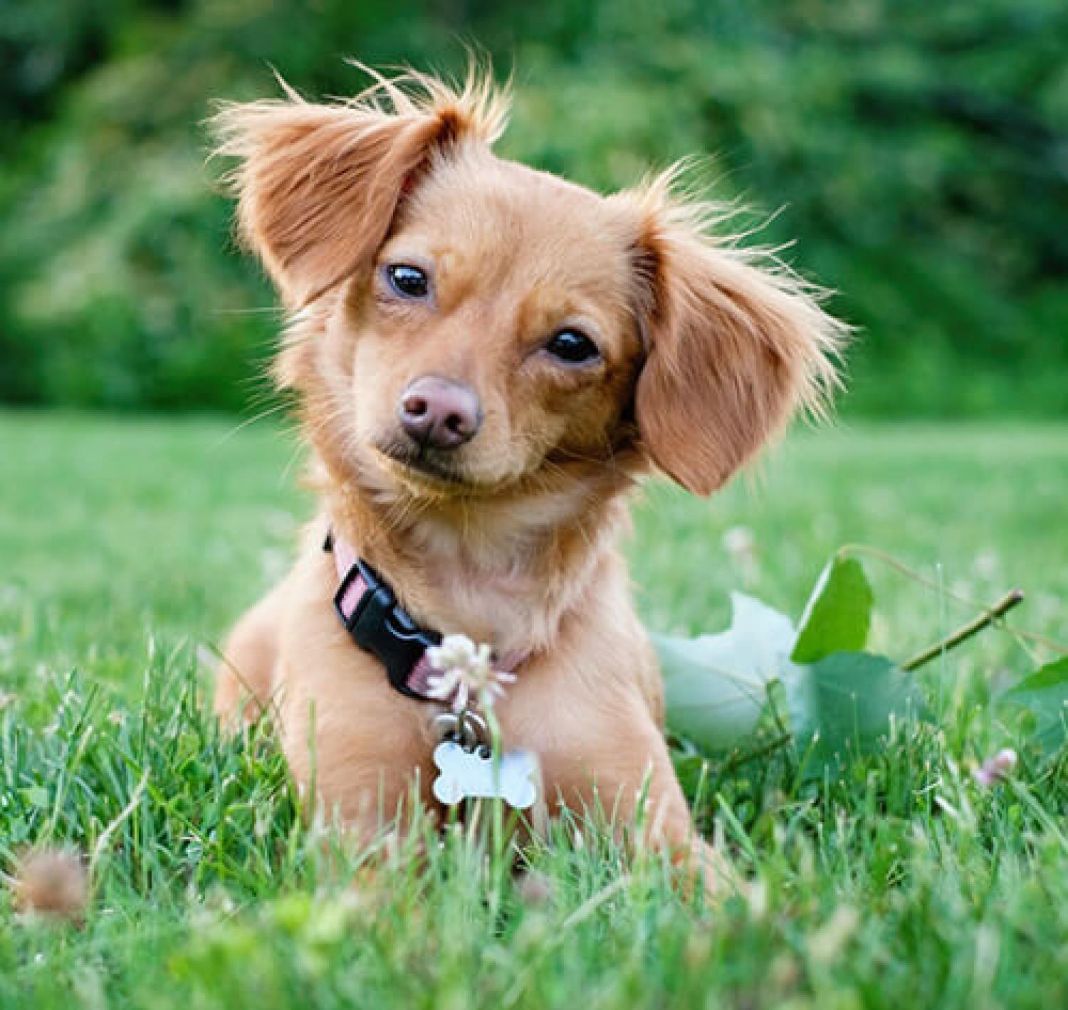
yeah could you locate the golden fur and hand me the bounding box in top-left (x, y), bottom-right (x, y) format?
top-left (212, 68), bottom-right (845, 886)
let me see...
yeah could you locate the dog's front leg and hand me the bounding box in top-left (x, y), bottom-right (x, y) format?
top-left (276, 681), bottom-right (439, 846)
top-left (513, 698), bottom-right (720, 897)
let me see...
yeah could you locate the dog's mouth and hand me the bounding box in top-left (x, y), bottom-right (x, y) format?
top-left (373, 439), bottom-right (473, 487)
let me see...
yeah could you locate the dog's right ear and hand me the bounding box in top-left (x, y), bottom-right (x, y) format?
top-left (212, 72), bottom-right (508, 308)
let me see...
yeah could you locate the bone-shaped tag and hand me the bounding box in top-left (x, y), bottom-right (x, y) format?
top-left (432, 740), bottom-right (538, 810)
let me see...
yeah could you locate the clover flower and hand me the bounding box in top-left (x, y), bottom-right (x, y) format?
top-left (973, 747), bottom-right (1017, 788)
top-left (426, 634), bottom-right (516, 713)
top-left (10, 848), bottom-right (89, 923)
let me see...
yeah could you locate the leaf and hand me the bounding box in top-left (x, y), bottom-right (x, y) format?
top-left (782, 652), bottom-right (924, 774)
top-left (792, 556), bottom-right (873, 663)
top-left (657, 568), bottom-right (925, 775)
top-left (21, 786), bottom-right (50, 809)
top-left (656, 593), bottom-right (796, 750)
top-left (1002, 656), bottom-right (1068, 754)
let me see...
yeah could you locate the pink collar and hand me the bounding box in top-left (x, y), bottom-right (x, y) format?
top-left (325, 530), bottom-right (526, 704)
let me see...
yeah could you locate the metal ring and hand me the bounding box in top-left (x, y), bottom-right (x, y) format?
top-left (430, 711), bottom-right (458, 743)
top-left (456, 708), bottom-right (488, 749)
top-left (431, 708), bottom-right (487, 750)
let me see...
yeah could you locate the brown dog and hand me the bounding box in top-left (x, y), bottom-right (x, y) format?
top-left (212, 69), bottom-right (843, 884)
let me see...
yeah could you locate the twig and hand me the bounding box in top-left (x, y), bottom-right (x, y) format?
top-left (902, 589), bottom-right (1025, 672)
top-left (717, 733), bottom-right (792, 777)
top-left (836, 544), bottom-right (1067, 655)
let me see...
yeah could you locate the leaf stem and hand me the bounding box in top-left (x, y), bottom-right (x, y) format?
top-left (901, 589), bottom-right (1025, 672)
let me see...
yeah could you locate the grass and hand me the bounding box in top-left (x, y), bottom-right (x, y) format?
top-left (0, 409), bottom-right (1066, 1009)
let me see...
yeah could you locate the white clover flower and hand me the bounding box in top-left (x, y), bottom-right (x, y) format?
top-left (722, 525), bottom-right (759, 582)
top-left (426, 634), bottom-right (516, 713)
top-left (722, 525), bottom-right (755, 558)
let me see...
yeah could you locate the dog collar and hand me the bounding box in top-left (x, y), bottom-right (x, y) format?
top-left (324, 530), bottom-right (527, 704)
top-left (324, 531), bottom-right (444, 701)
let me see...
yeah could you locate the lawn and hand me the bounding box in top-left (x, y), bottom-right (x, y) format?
top-left (0, 410), bottom-right (1066, 1009)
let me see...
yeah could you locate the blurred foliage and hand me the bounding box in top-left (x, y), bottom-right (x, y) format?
top-left (1, 0), bottom-right (1066, 414)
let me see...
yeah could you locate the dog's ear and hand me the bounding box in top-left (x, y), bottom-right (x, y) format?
top-left (212, 72), bottom-right (508, 308)
top-left (621, 177), bottom-right (845, 496)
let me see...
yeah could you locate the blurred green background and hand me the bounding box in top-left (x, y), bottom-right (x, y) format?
top-left (2, 0), bottom-right (1066, 417)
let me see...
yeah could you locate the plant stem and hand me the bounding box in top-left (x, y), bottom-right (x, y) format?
top-left (902, 589), bottom-right (1025, 672)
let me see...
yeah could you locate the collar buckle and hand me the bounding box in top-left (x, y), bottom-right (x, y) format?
top-left (333, 558), bottom-right (441, 700)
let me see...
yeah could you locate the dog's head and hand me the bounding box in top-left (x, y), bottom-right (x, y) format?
top-left (214, 71), bottom-right (843, 500)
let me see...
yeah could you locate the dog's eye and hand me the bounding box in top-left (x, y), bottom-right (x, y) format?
top-left (545, 328), bottom-right (601, 365)
top-left (385, 264), bottom-right (430, 299)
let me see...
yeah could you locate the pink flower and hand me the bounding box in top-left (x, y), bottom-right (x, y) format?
top-left (973, 748), bottom-right (1018, 788)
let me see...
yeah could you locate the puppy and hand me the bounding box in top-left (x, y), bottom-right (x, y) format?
top-left (212, 69), bottom-right (843, 884)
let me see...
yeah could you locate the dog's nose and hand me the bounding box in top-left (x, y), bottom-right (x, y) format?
top-left (398, 377), bottom-right (482, 450)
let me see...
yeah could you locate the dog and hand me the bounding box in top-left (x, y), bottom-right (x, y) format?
top-left (211, 68), bottom-right (843, 887)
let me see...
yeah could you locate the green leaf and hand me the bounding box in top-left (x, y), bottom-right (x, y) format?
top-left (656, 593), bottom-right (796, 751)
top-left (791, 556), bottom-right (873, 663)
top-left (782, 652), bottom-right (924, 774)
top-left (1002, 657), bottom-right (1068, 754)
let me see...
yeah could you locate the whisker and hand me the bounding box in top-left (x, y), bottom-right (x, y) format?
top-left (214, 401), bottom-right (291, 446)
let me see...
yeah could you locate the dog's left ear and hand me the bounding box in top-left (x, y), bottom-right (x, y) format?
top-left (622, 183), bottom-right (846, 495)
top-left (212, 72), bottom-right (508, 308)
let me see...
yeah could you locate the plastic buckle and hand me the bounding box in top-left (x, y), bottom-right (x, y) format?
top-left (334, 558), bottom-right (440, 699)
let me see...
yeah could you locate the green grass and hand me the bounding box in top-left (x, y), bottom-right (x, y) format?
top-left (1, 410), bottom-right (1066, 1009)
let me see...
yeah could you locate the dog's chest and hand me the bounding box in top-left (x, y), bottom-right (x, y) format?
top-left (399, 511), bottom-right (577, 656)
top-left (426, 566), bottom-right (553, 657)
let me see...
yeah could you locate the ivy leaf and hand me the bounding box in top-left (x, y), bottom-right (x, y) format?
top-left (1002, 656), bottom-right (1068, 754)
top-left (781, 652), bottom-right (924, 773)
top-left (656, 593), bottom-right (796, 750)
top-left (791, 556), bottom-right (873, 663)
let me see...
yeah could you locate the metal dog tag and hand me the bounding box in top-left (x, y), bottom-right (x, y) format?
top-left (432, 739), bottom-right (538, 810)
